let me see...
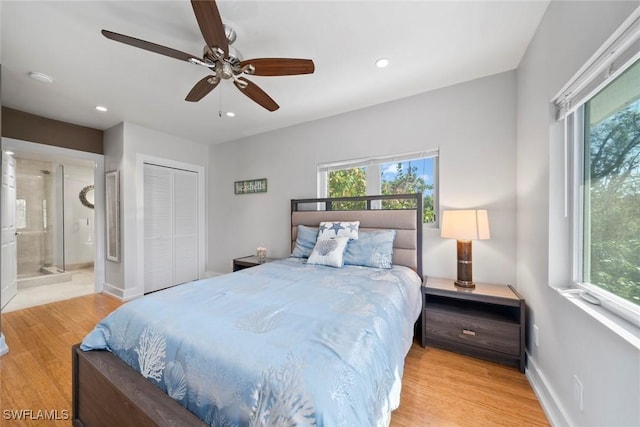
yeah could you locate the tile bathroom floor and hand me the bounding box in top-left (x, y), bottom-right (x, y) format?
top-left (2, 267), bottom-right (95, 313)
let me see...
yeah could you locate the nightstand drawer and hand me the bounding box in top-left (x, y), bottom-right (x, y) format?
top-left (424, 310), bottom-right (520, 356)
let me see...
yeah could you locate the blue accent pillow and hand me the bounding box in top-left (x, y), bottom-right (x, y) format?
top-left (344, 230), bottom-right (396, 269)
top-left (291, 225), bottom-right (319, 258)
top-left (307, 236), bottom-right (349, 268)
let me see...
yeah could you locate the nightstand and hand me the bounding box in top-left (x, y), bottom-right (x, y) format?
top-left (421, 276), bottom-right (525, 372)
top-left (232, 255), bottom-right (275, 272)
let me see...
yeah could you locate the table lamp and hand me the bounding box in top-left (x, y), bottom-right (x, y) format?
top-left (440, 209), bottom-right (490, 288)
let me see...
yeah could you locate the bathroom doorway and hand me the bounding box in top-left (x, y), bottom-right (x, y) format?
top-left (2, 153), bottom-right (96, 312)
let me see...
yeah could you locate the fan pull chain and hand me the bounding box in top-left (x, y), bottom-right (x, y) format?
top-left (218, 87), bottom-right (223, 118)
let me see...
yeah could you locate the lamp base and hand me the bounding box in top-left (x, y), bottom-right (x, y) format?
top-left (455, 240), bottom-right (474, 289)
top-left (454, 279), bottom-right (476, 289)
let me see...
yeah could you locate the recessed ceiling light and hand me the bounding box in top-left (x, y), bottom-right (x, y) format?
top-left (95, 105), bottom-right (108, 112)
top-left (28, 71), bottom-right (54, 84)
top-left (375, 58), bottom-right (390, 68)
top-left (4, 151), bottom-right (14, 156)
top-left (226, 111), bottom-right (235, 117)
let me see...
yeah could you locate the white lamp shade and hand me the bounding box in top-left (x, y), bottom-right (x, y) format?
top-left (440, 209), bottom-right (490, 240)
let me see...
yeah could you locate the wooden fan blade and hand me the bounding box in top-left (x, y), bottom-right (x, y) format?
top-left (191, 0), bottom-right (228, 56)
top-left (102, 30), bottom-right (197, 62)
top-left (185, 75), bottom-right (219, 102)
top-left (240, 58), bottom-right (315, 76)
top-left (233, 77), bottom-right (279, 112)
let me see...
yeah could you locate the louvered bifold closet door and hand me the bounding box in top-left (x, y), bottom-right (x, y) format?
top-left (173, 169), bottom-right (198, 285)
top-left (144, 164), bottom-right (173, 293)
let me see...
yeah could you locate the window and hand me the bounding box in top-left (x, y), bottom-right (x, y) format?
top-left (580, 59), bottom-right (640, 309)
top-left (318, 150), bottom-right (438, 223)
top-left (552, 13), bottom-right (640, 331)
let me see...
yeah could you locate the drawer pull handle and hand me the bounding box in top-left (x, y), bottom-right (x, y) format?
top-left (462, 329), bottom-right (476, 336)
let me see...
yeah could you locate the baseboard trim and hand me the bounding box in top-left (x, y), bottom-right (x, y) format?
top-left (0, 333), bottom-right (9, 356)
top-left (102, 283), bottom-right (143, 301)
top-left (526, 351), bottom-right (570, 427)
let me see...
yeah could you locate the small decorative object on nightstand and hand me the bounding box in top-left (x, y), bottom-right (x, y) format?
top-left (421, 276), bottom-right (525, 372)
top-left (256, 247), bottom-right (267, 263)
top-left (232, 255), bottom-right (274, 272)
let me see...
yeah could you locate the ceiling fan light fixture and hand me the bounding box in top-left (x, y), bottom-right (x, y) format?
top-left (222, 62), bottom-right (235, 80)
top-left (223, 24), bottom-right (237, 45)
top-left (375, 58), bottom-right (390, 68)
top-left (225, 45), bottom-right (243, 67)
top-left (102, 0), bottom-right (313, 112)
top-left (28, 71), bottom-right (54, 84)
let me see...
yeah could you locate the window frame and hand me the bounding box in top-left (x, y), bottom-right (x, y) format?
top-left (570, 103), bottom-right (640, 327)
top-left (551, 10), bottom-right (640, 343)
top-left (317, 150), bottom-right (439, 226)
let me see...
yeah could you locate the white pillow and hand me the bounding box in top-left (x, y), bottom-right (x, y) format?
top-left (317, 221), bottom-right (359, 240)
top-left (307, 236), bottom-right (349, 268)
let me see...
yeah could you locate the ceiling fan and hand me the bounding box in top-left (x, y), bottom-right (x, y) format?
top-left (102, 0), bottom-right (315, 112)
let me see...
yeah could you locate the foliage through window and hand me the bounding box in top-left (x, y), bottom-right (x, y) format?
top-left (380, 161), bottom-right (434, 221)
top-left (328, 168), bottom-right (366, 210)
top-left (322, 152), bottom-right (438, 223)
top-left (580, 58), bottom-right (639, 307)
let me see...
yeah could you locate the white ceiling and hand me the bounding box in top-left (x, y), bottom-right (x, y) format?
top-left (1, 1), bottom-right (549, 146)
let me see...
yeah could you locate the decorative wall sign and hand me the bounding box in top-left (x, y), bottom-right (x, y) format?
top-left (234, 178), bottom-right (267, 195)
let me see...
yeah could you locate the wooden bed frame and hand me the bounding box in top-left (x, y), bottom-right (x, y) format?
top-left (73, 194), bottom-right (423, 426)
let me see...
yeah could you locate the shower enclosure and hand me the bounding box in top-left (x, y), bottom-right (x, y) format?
top-left (15, 159), bottom-right (68, 286)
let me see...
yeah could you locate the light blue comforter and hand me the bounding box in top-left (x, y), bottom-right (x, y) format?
top-left (81, 258), bottom-right (422, 427)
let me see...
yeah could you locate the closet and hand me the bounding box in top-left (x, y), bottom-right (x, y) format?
top-left (143, 163), bottom-right (198, 293)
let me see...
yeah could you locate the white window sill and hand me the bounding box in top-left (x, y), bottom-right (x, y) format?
top-left (557, 288), bottom-right (640, 350)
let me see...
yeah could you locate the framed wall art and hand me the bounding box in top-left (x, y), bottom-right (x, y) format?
top-left (105, 170), bottom-right (120, 262)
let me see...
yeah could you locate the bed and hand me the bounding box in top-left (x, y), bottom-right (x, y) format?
top-left (73, 194), bottom-right (423, 427)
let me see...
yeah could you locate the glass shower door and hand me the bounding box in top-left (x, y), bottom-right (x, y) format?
top-left (43, 163), bottom-right (65, 273)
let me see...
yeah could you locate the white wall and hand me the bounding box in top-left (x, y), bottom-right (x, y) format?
top-left (516, 2), bottom-right (639, 426)
top-left (103, 122), bottom-right (208, 298)
top-left (103, 123), bottom-right (124, 294)
top-left (63, 164), bottom-right (94, 266)
top-left (209, 71), bottom-right (517, 280)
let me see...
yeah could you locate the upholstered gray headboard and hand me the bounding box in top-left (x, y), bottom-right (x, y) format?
top-left (291, 194), bottom-right (423, 277)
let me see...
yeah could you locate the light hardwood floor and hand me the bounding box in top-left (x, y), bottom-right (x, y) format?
top-left (0, 294), bottom-right (549, 426)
